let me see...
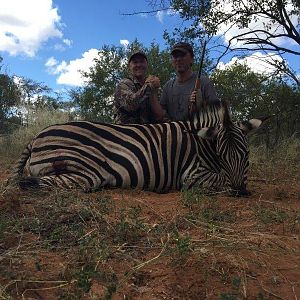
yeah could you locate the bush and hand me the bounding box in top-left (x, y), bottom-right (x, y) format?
top-left (0, 107), bottom-right (70, 163)
top-left (250, 137), bottom-right (300, 164)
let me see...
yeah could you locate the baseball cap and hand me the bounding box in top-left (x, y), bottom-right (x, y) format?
top-left (171, 42), bottom-right (194, 57)
top-left (128, 51), bottom-right (148, 63)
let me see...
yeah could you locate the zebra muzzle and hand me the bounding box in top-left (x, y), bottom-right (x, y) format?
top-left (230, 185), bottom-right (251, 197)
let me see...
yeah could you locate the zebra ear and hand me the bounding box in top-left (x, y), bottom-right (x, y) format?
top-left (197, 127), bottom-right (218, 139)
top-left (238, 116), bottom-right (269, 134)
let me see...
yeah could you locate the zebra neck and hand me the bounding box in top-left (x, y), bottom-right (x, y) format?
top-left (191, 104), bottom-right (225, 130)
top-left (187, 167), bottom-right (227, 190)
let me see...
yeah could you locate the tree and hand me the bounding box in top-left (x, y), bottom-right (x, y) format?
top-left (145, 0), bottom-right (300, 85)
top-left (211, 63), bottom-right (267, 119)
top-left (170, 0), bottom-right (300, 52)
top-left (146, 41), bottom-right (176, 85)
top-left (262, 80), bottom-right (300, 144)
top-left (212, 62), bottom-right (300, 146)
top-left (1, 56), bottom-right (68, 132)
top-left (70, 45), bottom-right (127, 122)
top-left (0, 57), bottom-right (22, 133)
top-left (16, 77), bottom-right (51, 105)
top-left (12, 77), bottom-right (66, 126)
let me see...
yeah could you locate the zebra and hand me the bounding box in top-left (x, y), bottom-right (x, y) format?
top-left (8, 101), bottom-right (266, 195)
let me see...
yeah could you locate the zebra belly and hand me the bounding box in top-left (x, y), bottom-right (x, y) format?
top-left (28, 148), bottom-right (161, 191)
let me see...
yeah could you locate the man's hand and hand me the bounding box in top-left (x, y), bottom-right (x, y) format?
top-left (189, 90), bottom-right (201, 115)
top-left (190, 90), bottom-right (197, 104)
top-left (145, 75), bottom-right (160, 90)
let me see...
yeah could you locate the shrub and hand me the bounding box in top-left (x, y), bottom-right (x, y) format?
top-left (0, 107), bottom-right (70, 163)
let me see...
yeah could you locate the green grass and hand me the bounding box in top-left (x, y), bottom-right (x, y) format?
top-left (169, 230), bottom-right (192, 265)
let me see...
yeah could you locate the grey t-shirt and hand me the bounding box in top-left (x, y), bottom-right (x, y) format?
top-left (160, 72), bottom-right (220, 121)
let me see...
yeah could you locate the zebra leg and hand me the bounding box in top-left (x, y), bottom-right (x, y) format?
top-left (6, 142), bottom-right (32, 187)
top-left (19, 174), bottom-right (100, 192)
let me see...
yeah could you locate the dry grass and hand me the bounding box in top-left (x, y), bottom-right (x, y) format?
top-left (0, 139), bottom-right (300, 299)
top-left (0, 107), bottom-right (70, 166)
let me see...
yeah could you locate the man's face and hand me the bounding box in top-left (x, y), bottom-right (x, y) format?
top-left (129, 56), bottom-right (148, 79)
top-left (171, 51), bottom-right (193, 74)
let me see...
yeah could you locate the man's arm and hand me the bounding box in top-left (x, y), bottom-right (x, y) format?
top-left (145, 75), bottom-right (166, 122)
top-left (149, 90), bottom-right (166, 121)
top-left (114, 79), bottom-right (150, 112)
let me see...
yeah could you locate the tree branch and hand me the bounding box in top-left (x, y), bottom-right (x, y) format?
top-left (279, 0), bottom-right (300, 40)
top-left (226, 29), bottom-right (300, 55)
top-left (120, 7), bottom-right (172, 16)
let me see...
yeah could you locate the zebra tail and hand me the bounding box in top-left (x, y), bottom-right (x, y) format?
top-left (7, 142), bottom-right (33, 186)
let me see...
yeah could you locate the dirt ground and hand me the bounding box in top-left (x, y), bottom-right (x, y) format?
top-left (0, 159), bottom-right (299, 299)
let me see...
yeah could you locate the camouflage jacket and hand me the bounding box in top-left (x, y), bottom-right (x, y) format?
top-left (113, 76), bottom-right (154, 124)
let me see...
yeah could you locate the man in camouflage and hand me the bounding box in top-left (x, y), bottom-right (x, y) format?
top-left (113, 51), bottom-right (165, 124)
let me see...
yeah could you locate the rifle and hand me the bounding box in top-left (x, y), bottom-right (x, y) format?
top-left (189, 40), bottom-right (207, 115)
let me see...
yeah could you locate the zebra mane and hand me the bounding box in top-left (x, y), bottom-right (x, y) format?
top-left (191, 100), bottom-right (227, 130)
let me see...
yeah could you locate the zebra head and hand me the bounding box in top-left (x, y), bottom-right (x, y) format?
top-left (196, 105), bottom-right (267, 196)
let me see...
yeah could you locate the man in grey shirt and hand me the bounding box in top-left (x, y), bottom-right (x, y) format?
top-left (160, 42), bottom-right (220, 121)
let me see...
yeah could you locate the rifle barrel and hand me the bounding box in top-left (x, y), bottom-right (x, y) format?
top-left (197, 40), bottom-right (207, 80)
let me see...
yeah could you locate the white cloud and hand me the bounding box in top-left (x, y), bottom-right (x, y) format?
top-left (53, 38), bottom-right (73, 52)
top-left (139, 13), bottom-right (148, 18)
top-left (63, 39), bottom-right (72, 47)
top-left (156, 11), bottom-right (164, 23)
top-left (166, 8), bottom-right (178, 15)
top-left (45, 56), bottom-right (58, 68)
top-left (0, 0), bottom-right (65, 57)
top-left (155, 9), bottom-right (177, 23)
top-left (45, 48), bottom-right (99, 86)
top-left (217, 52), bottom-right (284, 75)
top-left (120, 39), bottom-right (129, 48)
top-left (12, 75), bottom-right (23, 86)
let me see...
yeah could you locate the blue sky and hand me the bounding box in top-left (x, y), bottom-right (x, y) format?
top-left (0, 0), bottom-right (182, 94)
top-left (0, 0), bottom-right (299, 96)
